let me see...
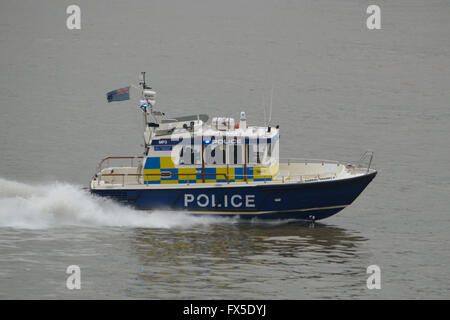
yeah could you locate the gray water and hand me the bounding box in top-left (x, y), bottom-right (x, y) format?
top-left (0, 0), bottom-right (449, 299)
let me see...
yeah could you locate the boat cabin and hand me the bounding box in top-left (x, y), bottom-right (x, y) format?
top-left (142, 114), bottom-right (280, 184)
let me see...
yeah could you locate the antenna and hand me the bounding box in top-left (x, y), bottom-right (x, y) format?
top-left (139, 72), bottom-right (151, 89)
top-left (268, 84), bottom-right (274, 126)
top-left (139, 72), bottom-right (146, 89)
top-left (262, 92), bottom-right (267, 127)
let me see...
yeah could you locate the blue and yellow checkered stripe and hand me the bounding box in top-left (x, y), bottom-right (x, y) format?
top-left (143, 157), bottom-right (276, 184)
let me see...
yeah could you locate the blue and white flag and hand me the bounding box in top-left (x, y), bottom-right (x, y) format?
top-left (106, 86), bottom-right (130, 102)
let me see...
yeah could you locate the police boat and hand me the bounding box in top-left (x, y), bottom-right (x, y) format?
top-left (90, 73), bottom-right (377, 221)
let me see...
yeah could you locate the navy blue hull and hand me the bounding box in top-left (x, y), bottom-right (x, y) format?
top-left (90, 172), bottom-right (376, 221)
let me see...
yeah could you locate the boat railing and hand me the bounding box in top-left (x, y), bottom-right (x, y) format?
top-left (93, 152), bottom-right (373, 187)
top-left (355, 150), bottom-right (374, 173)
top-left (280, 158), bottom-right (342, 166)
top-left (95, 156), bottom-right (144, 174)
top-left (93, 171), bottom-right (338, 187)
top-left (276, 173), bottom-right (337, 183)
top-left (95, 172), bottom-right (232, 186)
top-left (281, 150), bottom-right (374, 172)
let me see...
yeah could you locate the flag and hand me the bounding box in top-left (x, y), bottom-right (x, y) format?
top-left (106, 86), bottom-right (130, 102)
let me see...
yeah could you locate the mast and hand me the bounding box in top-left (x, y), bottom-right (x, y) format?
top-left (139, 71), bottom-right (148, 89)
top-left (139, 72), bottom-right (159, 124)
top-left (139, 72), bottom-right (150, 125)
top-left (139, 72), bottom-right (158, 155)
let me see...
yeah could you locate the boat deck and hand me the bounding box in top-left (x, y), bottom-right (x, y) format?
top-left (90, 155), bottom-right (374, 189)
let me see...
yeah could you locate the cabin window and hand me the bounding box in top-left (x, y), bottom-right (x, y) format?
top-left (257, 140), bottom-right (261, 164)
top-left (248, 141), bottom-right (268, 165)
top-left (246, 144), bottom-right (249, 163)
top-left (179, 146), bottom-right (193, 165)
top-left (210, 147), bottom-right (217, 165)
top-left (228, 143), bottom-right (243, 164)
top-left (222, 143), bottom-right (226, 164)
top-left (178, 145), bottom-right (201, 165)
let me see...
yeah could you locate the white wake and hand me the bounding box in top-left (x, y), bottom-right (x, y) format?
top-left (0, 177), bottom-right (231, 229)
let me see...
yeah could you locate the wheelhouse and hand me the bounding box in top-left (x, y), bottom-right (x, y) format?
top-left (142, 115), bottom-right (280, 184)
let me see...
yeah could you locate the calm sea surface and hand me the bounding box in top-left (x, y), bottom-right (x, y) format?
top-left (0, 0), bottom-right (449, 299)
